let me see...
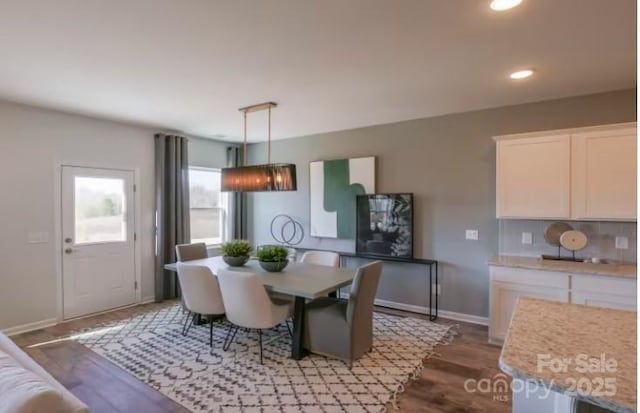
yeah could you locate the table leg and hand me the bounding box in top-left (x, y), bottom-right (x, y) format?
top-left (429, 264), bottom-right (433, 320)
top-left (291, 296), bottom-right (308, 360)
top-left (429, 263), bottom-right (438, 321)
top-left (435, 262), bottom-right (439, 320)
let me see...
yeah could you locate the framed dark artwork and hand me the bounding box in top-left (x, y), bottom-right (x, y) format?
top-left (356, 193), bottom-right (413, 259)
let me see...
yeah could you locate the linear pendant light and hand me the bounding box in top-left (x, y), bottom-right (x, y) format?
top-left (221, 102), bottom-right (297, 192)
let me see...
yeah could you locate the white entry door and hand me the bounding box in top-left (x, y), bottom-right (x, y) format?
top-left (61, 166), bottom-right (136, 319)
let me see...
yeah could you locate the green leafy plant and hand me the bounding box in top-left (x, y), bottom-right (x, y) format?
top-left (220, 239), bottom-right (253, 257)
top-left (256, 245), bottom-right (289, 262)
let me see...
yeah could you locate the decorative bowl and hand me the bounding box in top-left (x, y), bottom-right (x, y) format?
top-left (222, 255), bottom-right (250, 267)
top-left (258, 260), bottom-right (289, 272)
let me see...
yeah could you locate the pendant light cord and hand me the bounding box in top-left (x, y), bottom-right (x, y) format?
top-left (243, 111), bottom-right (247, 166)
top-left (268, 105), bottom-right (272, 164)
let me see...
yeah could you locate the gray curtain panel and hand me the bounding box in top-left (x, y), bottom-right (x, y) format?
top-left (155, 134), bottom-right (190, 301)
top-left (227, 146), bottom-right (247, 239)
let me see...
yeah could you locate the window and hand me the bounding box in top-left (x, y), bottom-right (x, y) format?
top-left (189, 167), bottom-right (228, 246)
top-left (74, 176), bottom-right (126, 244)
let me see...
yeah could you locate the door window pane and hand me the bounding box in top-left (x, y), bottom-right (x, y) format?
top-left (75, 177), bottom-right (126, 244)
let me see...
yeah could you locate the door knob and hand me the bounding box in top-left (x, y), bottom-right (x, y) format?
top-left (64, 248), bottom-right (73, 254)
top-left (64, 238), bottom-right (72, 243)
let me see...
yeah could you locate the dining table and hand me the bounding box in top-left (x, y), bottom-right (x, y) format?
top-left (164, 256), bottom-right (358, 360)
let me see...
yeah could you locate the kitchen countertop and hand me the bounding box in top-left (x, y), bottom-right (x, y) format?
top-left (488, 255), bottom-right (637, 279)
top-left (499, 297), bottom-right (637, 413)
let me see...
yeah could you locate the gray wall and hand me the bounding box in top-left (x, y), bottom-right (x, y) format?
top-left (0, 100), bottom-right (231, 331)
top-left (0, 101), bottom-right (156, 330)
top-left (189, 136), bottom-right (233, 169)
top-left (248, 89), bottom-right (637, 318)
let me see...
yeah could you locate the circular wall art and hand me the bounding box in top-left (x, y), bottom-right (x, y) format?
top-left (270, 214), bottom-right (304, 246)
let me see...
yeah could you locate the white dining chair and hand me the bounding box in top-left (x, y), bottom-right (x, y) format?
top-left (175, 242), bottom-right (208, 261)
top-left (176, 263), bottom-right (226, 347)
top-left (300, 250), bottom-right (340, 268)
top-left (175, 243), bottom-right (209, 315)
top-left (216, 269), bottom-right (293, 364)
top-left (301, 250), bottom-right (341, 297)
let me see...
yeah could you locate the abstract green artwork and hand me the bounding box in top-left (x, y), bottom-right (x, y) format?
top-left (309, 157), bottom-right (375, 238)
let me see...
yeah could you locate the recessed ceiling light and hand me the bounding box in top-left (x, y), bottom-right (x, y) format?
top-left (490, 0), bottom-right (523, 11)
top-left (509, 69), bottom-right (534, 80)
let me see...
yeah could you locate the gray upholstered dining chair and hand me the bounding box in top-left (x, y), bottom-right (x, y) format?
top-left (175, 242), bottom-right (208, 261)
top-left (303, 260), bottom-right (383, 367)
top-left (176, 263), bottom-right (226, 347)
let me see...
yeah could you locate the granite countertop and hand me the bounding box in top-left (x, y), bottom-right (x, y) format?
top-left (488, 255), bottom-right (637, 279)
top-left (499, 297), bottom-right (637, 413)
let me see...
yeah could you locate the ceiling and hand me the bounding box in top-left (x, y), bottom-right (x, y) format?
top-left (0, 0), bottom-right (636, 142)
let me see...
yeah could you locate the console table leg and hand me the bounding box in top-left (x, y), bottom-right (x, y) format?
top-left (431, 262), bottom-right (438, 321)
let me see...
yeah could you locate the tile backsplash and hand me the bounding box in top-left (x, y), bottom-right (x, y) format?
top-left (499, 220), bottom-right (637, 264)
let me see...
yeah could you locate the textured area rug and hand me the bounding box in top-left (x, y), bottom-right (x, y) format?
top-left (74, 304), bottom-right (453, 412)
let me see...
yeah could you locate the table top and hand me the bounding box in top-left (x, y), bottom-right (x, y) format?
top-left (164, 256), bottom-right (357, 299)
top-left (499, 297), bottom-right (637, 413)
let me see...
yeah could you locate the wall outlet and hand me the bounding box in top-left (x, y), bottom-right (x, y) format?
top-left (465, 229), bottom-right (479, 240)
top-left (615, 236), bottom-right (629, 250)
top-left (521, 232), bottom-right (533, 245)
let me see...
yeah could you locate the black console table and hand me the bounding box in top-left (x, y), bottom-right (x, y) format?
top-left (336, 253), bottom-right (439, 321)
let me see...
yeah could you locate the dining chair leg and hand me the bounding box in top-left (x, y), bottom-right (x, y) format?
top-left (184, 312), bottom-right (196, 337)
top-left (258, 329), bottom-right (264, 364)
top-left (181, 311), bottom-right (192, 336)
top-left (285, 320), bottom-right (293, 338)
top-left (209, 318), bottom-right (214, 347)
top-left (222, 325), bottom-right (238, 351)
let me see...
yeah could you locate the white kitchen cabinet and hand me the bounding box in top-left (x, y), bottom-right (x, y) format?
top-left (489, 266), bottom-right (570, 343)
top-left (496, 134), bottom-right (571, 219)
top-left (490, 265), bottom-right (637, 344)
top-left (511, 380), bottom-right (575, 413)
top-left (490, 282), bottom-right (569, 343)
top-left (571, 274), bottom-right (637, 311)
top-left (571, 128), bottom-right (637, 220)
top-left (494, 122), bottom-right (637, 221)
top-left (571, 291), bottom-right (636, 311)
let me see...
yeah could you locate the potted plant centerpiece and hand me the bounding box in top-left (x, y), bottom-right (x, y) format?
top-left (220, 239), bottom-right (253, 267)
top-left (257, 245), bottom-right (289, 272)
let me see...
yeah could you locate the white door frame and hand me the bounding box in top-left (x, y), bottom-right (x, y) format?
top-left (54, 162), bottom-right (142, 322)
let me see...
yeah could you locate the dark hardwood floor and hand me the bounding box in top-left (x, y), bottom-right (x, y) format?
top-left (11, 302), bottom-right (511, 413)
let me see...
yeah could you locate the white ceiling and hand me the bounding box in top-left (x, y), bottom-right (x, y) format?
top-left (0, 0), bottom-right (636, 142)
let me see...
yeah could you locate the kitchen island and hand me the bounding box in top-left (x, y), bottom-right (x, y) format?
top-left (500, 297), bottom-right (636, 413)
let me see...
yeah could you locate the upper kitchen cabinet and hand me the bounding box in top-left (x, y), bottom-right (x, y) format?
top-left (572, 127), bottom-right (637, 220)
top-left (496, 134), bottom-right (571, 219)
top-left (495, 122), bottom-right (637, 221)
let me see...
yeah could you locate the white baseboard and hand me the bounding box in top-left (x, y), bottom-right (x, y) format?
top-left (2, 318), bottom-right (58, 337)
top-left (3, 297), bottom-right (158, 337)
top-left (140, 296), bottom-right (156, 304)
top-left (338, 292), bottom-right (488, 326)
top-left (436, 309), bottom-right (489, 326)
